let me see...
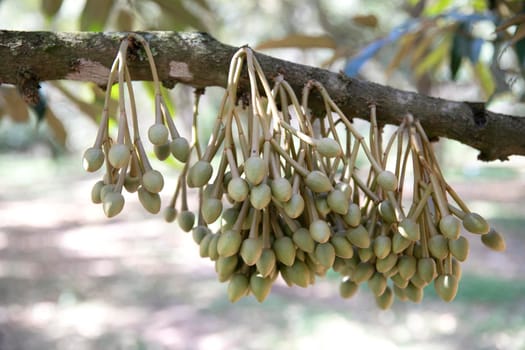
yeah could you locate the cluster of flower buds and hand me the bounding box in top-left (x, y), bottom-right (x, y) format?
top-left (83, 42), bottom-right (505, 309)
top-left (82, 34), bottom-right (190, 218)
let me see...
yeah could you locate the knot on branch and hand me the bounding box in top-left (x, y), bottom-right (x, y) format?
top-left (466, 101), bottom-right (487, 127)
top-left (16, 69), bottom-right (40, 105)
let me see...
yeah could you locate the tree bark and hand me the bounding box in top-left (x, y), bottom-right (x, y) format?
top-left (0, 30), bottom-right (523, 161)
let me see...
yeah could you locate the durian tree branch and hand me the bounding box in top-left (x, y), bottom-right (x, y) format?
top-left (0, 30), bottom-right (523, 161)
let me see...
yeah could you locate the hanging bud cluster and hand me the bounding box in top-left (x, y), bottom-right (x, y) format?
top-left (82, 34), bottom-right (190, 218)
top-left (82, 42), bottom-right (505, 309)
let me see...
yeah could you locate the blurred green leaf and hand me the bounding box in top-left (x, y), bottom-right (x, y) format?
top-left (44, 108), bottom-right (67, 147)
top-left (143, 82), bottom-right (176, 120)
top-left (41, 0), bottom-right (63, 18)
top-left (475, 62), bottom-right (495, 98)
top-left (92, 84), bottom-right (118, 122)
top-left (80, 0), bottom-right (115, 31)
top-left (495, 14), bottom-right (525, 67)
top-left (471, 0), bottom-right (488, 12)
top-left (515, 37), bottom-right (525, 67)
top-left (257, 34), bottom-right (337, 50)
top-left (424, 0), bottom-right (453, 16)
top-left (450, 24), bottom-right (471, 80)
top-left (410, 31), bottom-right (438, 67)
top-left (110, 84), bottom-right (120, 101)
top-left (450, 37), bottom-right (464, 80)
top-left (414, 37), bottom-right (450, 76)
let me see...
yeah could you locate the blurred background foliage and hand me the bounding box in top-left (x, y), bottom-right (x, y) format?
top-left (1, 1), bottom-right (525, 349)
